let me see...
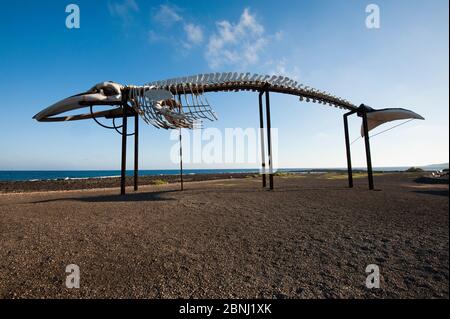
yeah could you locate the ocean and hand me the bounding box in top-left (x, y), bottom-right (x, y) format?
top-left (0, 169), bottom-right (260, 182)
top-left (0, 166), bottom-right (445, 182)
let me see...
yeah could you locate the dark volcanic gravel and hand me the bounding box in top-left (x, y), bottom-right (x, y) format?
top-left (0, 173), bottom-right (448, 298)
top-left (0, 173), bottom-right (254, 193)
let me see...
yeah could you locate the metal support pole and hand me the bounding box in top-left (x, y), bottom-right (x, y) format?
top-left (120, 96), bottom-right (128, 196)
top-left (134, 113), bottom-right (139, 191)
top-left (362, 110), bottom-right (374, 190)
top-left (178, 94), bottom-right (184, 191)
top-left (258, 91), bottom-right (267, 188)
top-left (179, 128), bottom-right (184, 191)
top-left (265, 89), bottom-right (274, 190)
top-left (343, 112), bottom-right (354, 188)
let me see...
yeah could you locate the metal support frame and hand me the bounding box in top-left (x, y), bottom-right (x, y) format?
top-left (264, 89), bottom-right (274, 190)
top-left (134, 113), bottom-right (139, 191)
top-left (87, 99), bottom-right (137, 195)
top-left (343, 110), bottom-right (356, 188)
top-left (258, 91), bottom-right (267, 188)
top-left (114, 88), bottom-right (377, 195)
top-left (362, 109), bottom-right (374, 190)
top-left (178, 94), bottom-right (184, 191)
top-left (344, 106), bottom-right (375, 190)
top-left (120, 92), bottom-right (128, 196)
top-left (179, 128), bottom-right (184, 191)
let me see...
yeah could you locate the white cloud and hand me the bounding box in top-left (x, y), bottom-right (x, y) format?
top-left (153, 4), bottom-right (182, 27)
top-left (206, 8), bottom-right (268, 69)
top-left (148, 30), bottom-right (166, 43)
top-left (108, 0), bottom-right (139, 24)
top-left (268, 58), bottom-right (301, 80)
top-left (148, 6), bottom-right (287, 69)
top-left (184, 23), bottom-right (204, 46)
top-left (150, 6), bottom-right (203, 50)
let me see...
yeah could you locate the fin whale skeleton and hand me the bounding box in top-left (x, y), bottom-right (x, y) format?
top-left (33, 72), bottom-right (357, 127)
top-left (33, 72), bottom-right (424, 194)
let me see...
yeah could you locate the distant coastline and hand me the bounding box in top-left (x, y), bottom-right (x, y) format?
top-left (0, 164), bottom-right (448, 182)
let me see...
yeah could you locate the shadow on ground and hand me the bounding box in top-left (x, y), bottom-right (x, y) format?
top-left (413, 189), bottom-right (449, 197)
top-left (414, 176), bottom-right (449, 185)
top-left (31, 190), bottom-right (178, 204)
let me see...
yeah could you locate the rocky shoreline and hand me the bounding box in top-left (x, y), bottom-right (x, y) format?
top-left (0, 173), bottom-right (256, 193)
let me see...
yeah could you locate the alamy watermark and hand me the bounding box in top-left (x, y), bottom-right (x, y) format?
top-left (65, 4), bottom-right (80, 29)
top-left (365, 264), bottom-right (380, 289)
top-left (169, 127), bottom-right (279, 172)
top-left (65, 264), bottom-right (80, 288)
top-left (366, 4), bottom-right (380, 29)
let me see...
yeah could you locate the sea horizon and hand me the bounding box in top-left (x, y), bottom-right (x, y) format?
top-left (1, 164), bottom-right (448, 182)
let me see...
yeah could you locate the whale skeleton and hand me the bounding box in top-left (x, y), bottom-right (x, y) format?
top-left (33, 72), bottom-right (424, 193)
top-left (33, 72), bottom-right (360, 129)
top-left (33, 72), bottom-right (423, 133)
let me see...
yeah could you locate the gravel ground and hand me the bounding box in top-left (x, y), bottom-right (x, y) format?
top-left (0, 173), bottom-right (254, 193)
top-left (0, 173), bottom-right (448, 299)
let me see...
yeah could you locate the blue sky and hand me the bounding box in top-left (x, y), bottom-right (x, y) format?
top-left (0, 0), bottom-right (448, 170)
